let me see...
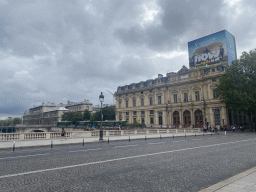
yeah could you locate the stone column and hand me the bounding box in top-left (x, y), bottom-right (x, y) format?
top-left (209, 107), bottom-right (214, 127)
top-left (190, 109), bottom-right (194, 127)
top-left (180, 109), bottom-right (183, 128)
top-left (169, 110), bottom-right (173, 127)
top-left (221, 106), bottom-right (227, 126)
top-left (155, 111), bottom-right (158, 126)
top-left (163, 110), bottom-right (167, 126)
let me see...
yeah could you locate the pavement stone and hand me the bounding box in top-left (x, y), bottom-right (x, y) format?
top-left (200, 166), bottom-right (256, 192)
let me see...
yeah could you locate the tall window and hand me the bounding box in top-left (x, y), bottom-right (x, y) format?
top-left (150, 110), bottom-right (154, 114)
top-left (141, 118), bottom-right (145, 124)
top-left (158, 96), bottom-right (161, 104)
top-left (119, 101), bottom-right (122, 108)
top-left (133, 111), bottom-right (137, 115)
top-left (184, 93), bottom-right (188, 102)
top-left (141, 98), bottom-right (144, 106)
top-left (133, 99), bottom-right (136, 107)
top-left (126, 100), bottom-right (129, 108)
top-left (174, 94), bottom-right (177, 103)
top-left (150, 117), bottom-right (154, 124)
top-left (213, 89), bottom-right (218, 99)
top-left (126, 112), bottom-right (129, 116)
top-left (141, 111), bottom-right (145, 115)
top-left (195, 91), bottom-right (200, 101)
top-left (214, 109), bottom-right (221, 125)
top-left (149, 97), bottom-right (153, 105)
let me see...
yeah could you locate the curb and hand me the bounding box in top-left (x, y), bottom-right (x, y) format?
top-left (199, 166), bottom-right (256, 192)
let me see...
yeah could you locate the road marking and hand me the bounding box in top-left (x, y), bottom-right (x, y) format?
top-left (148, 142), bottom-right (165, 145)
top-left (69, 148), bottom-right (102, 153)
top-left (0, 153), bottom-right (50, 160)
top-left (192, 139), bottom-right (202, 141)
top-left (1, 138), bottom-right (255, 179)
top-left (173, 140), bottom-right (186, 142)
top-left (114, 145), bottom-right (138, 148)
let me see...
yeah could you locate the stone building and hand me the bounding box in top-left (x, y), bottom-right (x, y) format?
top-left (43, 107), bottom-right (69, 125)
top-left (23, 100), bottom-right (93, 125)
top-left (115, 65), bottom-right (231, 128)
top-left (65, 100), bottom-right (93, 114)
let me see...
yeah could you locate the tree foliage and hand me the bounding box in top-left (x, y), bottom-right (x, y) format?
top-left (0, 118), bottom-right (22, 126)
top-left (91, 106), bottom-right (116, 121)
top-left (83, 110), bottom-right (91, 121)
top-left (61, 106), bottom-right (116, 123)
top-left (215, 49), bottom-right (256, 128)
top-left (61, 112), bottom-right (83, 123)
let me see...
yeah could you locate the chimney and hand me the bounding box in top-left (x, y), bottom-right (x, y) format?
top-left (158, 74), bottom-right (163, 78)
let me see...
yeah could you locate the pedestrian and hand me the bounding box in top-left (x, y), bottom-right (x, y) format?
top-left (203, 125), bottom-right (207, 133)
top-left (232, 126), bottom-right (235, 132)
top-left (61, 128), bottom-right (65, 137)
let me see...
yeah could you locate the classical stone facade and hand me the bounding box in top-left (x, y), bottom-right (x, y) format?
top-left (65, 100), bottom-right (93, 114)
top-left (115, 65), bottom-right (229, 128)
top-left (23, 100), bottom-right (93, 125)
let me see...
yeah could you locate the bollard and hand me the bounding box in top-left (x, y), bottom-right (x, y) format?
top-left (185, 134), bottom-right (186, 138)
top-left (13, 141), bottom-right (15, 152)
top-left (195, 133), bottom-right (196, 137)
top-left (129, 136), bottom-right (130, 142)
top-left (160, 135), bottom-right (162, 139)
top-left (51, 140), bottom-right (53, 148)
top-left (173, 134), bottom-right (174, 139)
top-left (108, 137), bottom-right (109, 144)
top-left (145, 135), bottom-right (147, 141)
top-left (211, 132), bottom-right (212, 136)
top-left (83, 139), bottom-right (84, 146)
top-left (225, 131), bottom-right (226, 135)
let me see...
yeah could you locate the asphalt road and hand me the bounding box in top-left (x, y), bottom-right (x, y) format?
top-left (0, 132), bottom-right (256, 192)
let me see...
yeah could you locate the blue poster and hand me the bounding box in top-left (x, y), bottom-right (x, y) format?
top-left (188, 30), bottom-right (237, 69)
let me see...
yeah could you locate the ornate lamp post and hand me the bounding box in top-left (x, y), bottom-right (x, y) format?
top-left (99, 92), bottom-right (104, 140)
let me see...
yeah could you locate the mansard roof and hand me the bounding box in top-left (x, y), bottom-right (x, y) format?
top-left (177, 65), bottom-right (190, 75)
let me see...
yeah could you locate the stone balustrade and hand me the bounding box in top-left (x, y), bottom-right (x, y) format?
top-left (0, 128), bottom-right (202, 141)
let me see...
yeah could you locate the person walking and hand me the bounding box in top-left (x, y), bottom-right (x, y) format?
top-left (61, 128), bottom-right (65, 137)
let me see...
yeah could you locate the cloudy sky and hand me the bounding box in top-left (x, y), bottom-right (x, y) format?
top-left (0, 0), bottom-right (256, 119)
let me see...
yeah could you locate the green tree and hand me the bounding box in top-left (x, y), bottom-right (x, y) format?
top-left (61, 112), bottom-right (83, 123)
top-left (215, 49), bottom-right (256, 130)
top-left (13, 118), bottom-right (22, 125)
top-left (83, 110), bottom-right (91, 121)
top-left (90, 105), bottom-right (116, 121)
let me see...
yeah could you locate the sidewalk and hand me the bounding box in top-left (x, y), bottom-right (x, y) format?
top-left (0, 132), bottom-right (212, 149)
top-left (200, 166), bottom-right (256, 192)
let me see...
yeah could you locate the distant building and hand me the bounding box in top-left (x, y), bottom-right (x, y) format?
top-left (92, 104), bottom-right (111, 114)
top-left (23, 100), bottom-right (93, 125)
top-left (65, 100), bottom-right (93, 114)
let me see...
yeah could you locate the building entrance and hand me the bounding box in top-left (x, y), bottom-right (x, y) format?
top-left (183, 110), bottom-right (191, 128)
top-left (173, 111), bottom-right (180, 128)
top-left (195, 110), bottom-right (203, 128)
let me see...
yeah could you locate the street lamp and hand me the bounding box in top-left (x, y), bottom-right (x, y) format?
top-left (99, 92), bottom-right (104, 140)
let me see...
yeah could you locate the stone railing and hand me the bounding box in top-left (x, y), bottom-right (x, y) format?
top-left (0, 128), bottom-right (202, 141)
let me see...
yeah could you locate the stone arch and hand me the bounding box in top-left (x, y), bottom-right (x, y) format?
top-left (183, 110), bottom-right (191, 128)
top-left (195, 109), bottom-right (203, 128)
top-left (173, 111), bottom-right (180, 128)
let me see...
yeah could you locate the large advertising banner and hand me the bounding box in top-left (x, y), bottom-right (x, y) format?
top-left (188, 30), bottom-right (237, 69)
